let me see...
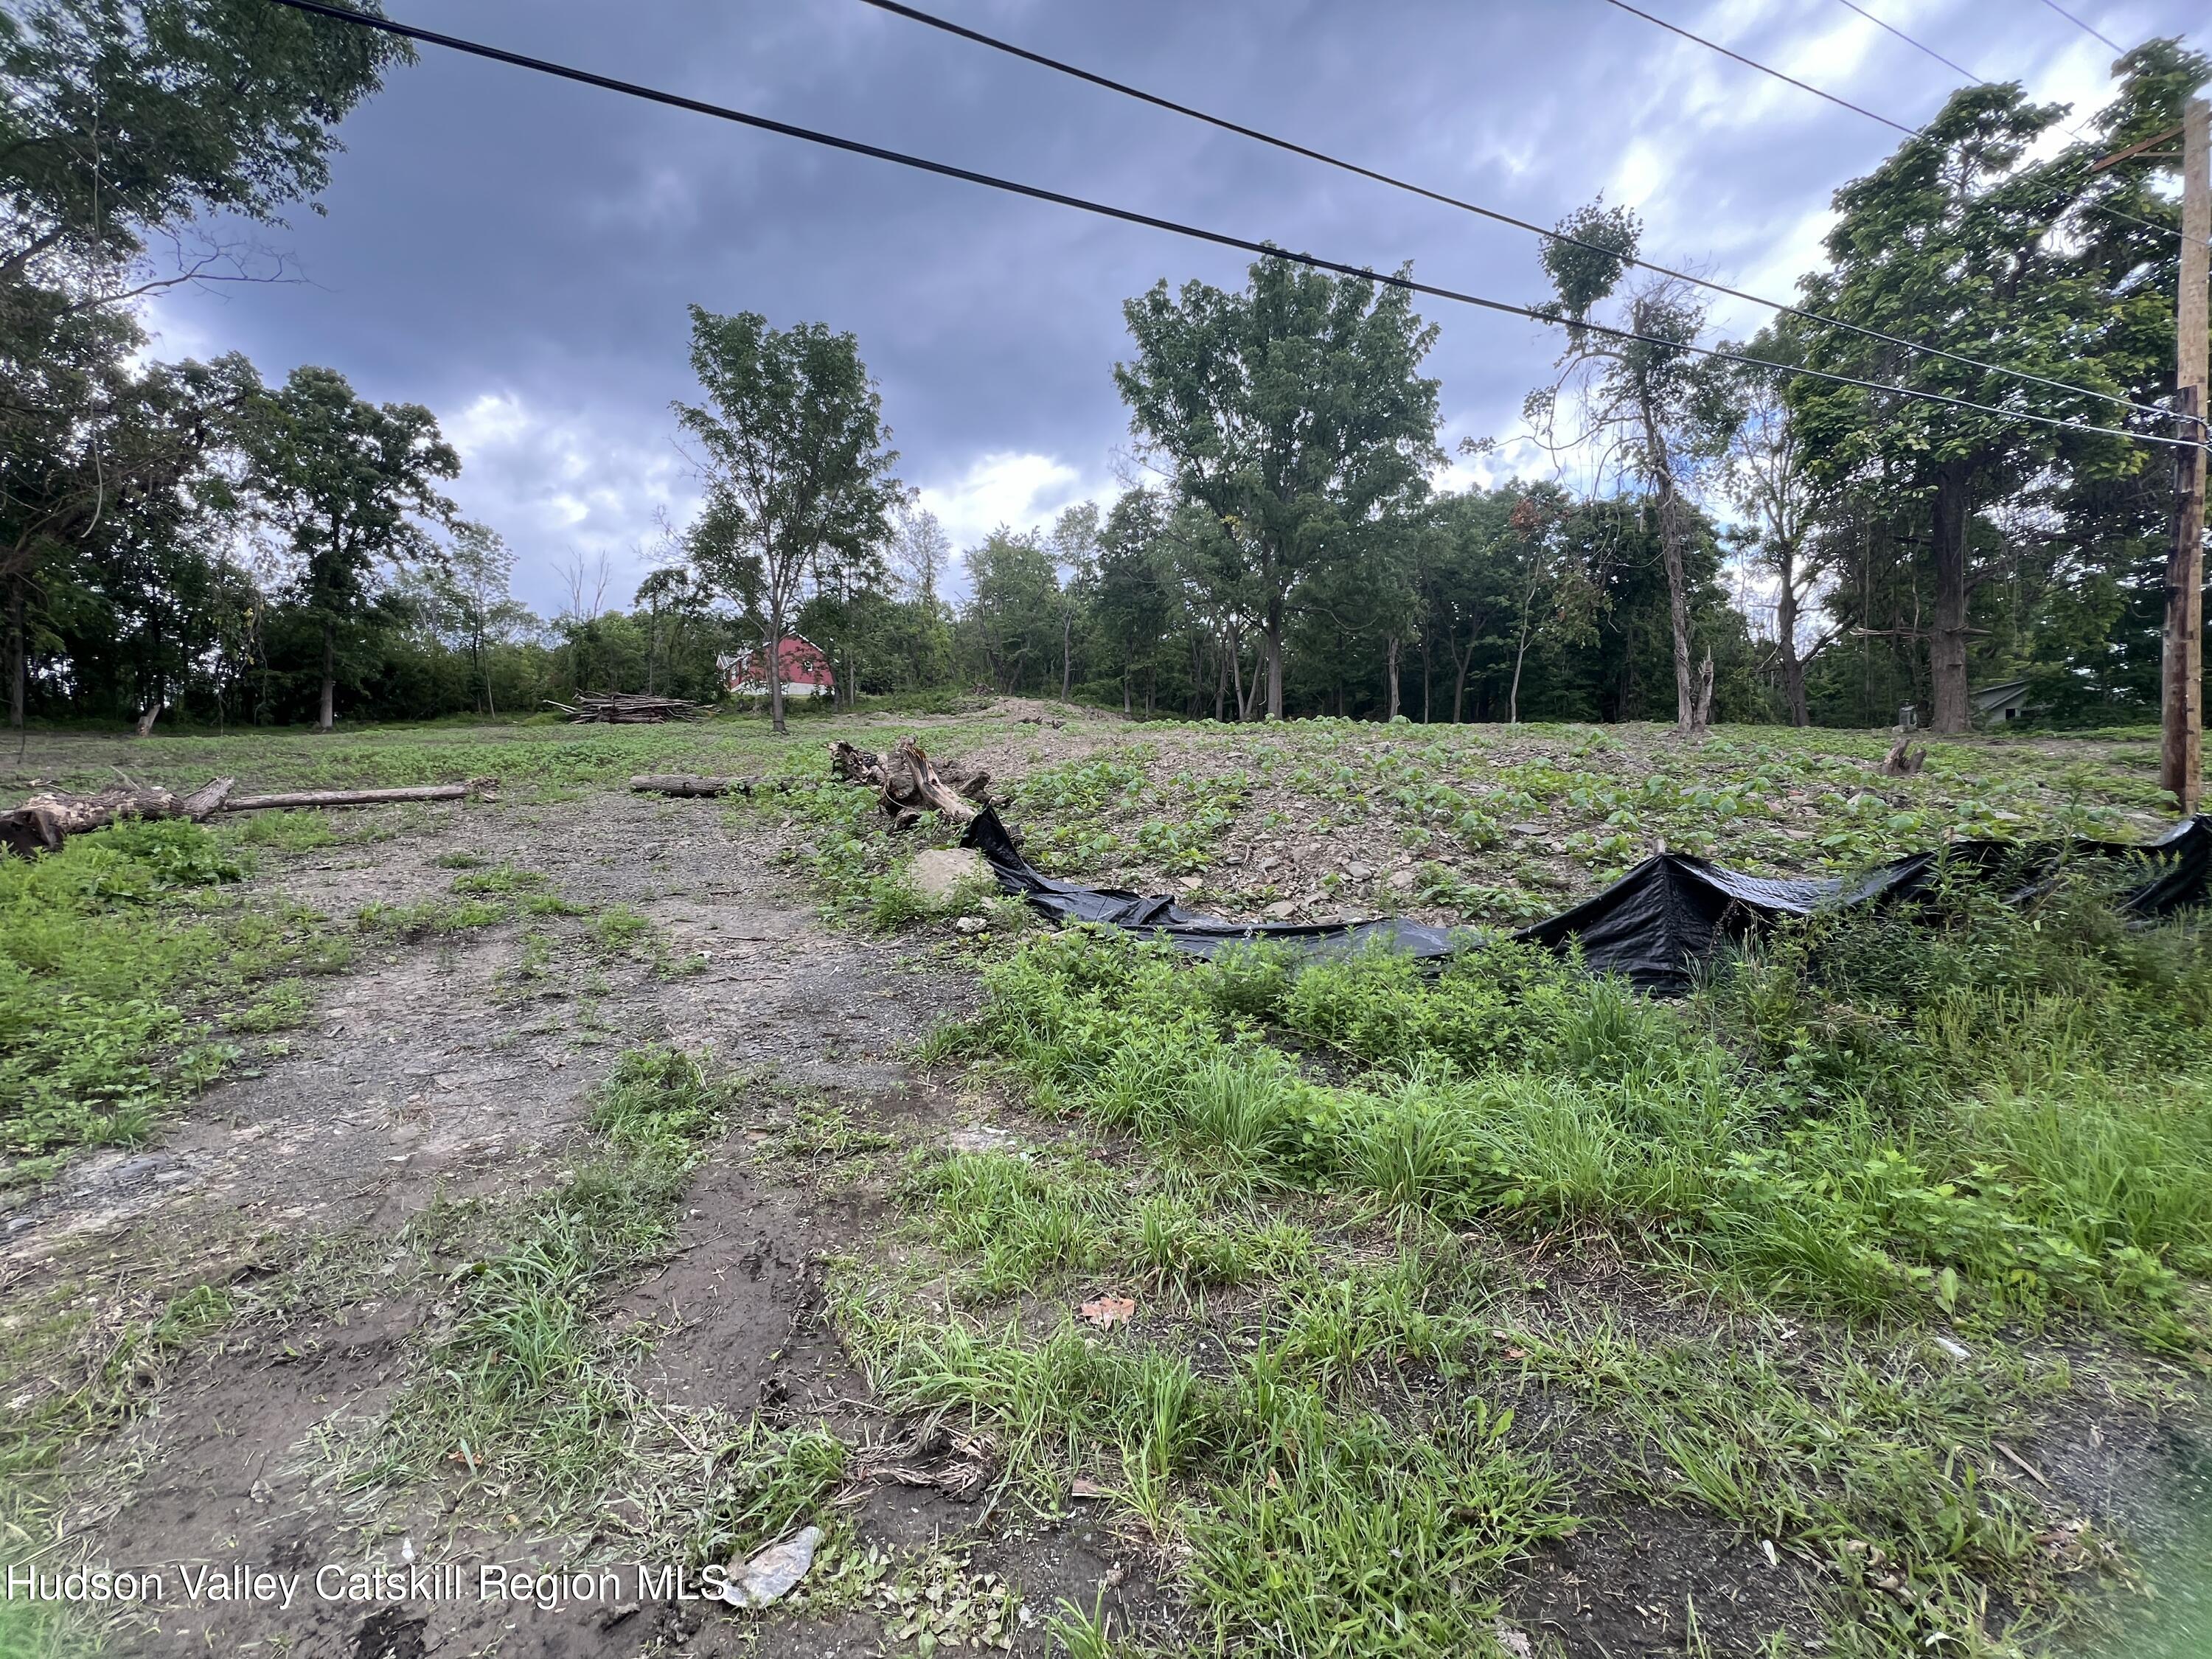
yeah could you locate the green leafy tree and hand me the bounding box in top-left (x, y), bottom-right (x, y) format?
top-left (1091, 488), bottom-right (1175, 714)
top-left (674, 306), bottom-right (899, 734)
top-left (961, 527), bottom-right (1061, 694)
top-left (1530, 202), bottom-right (1736, 731)
top-left (0, 0), bottom-right (408, 293)
top-left (437, 521), bottom-right (533, 714)
top-left (246, 365), bottom-right (458, 731)
top-left (1787, 80), bottom-right (2158, 733)
top-left (1722, 326), bottom-right (1826, 727)
top-left (1115, 255), bottom-right (1442, 720)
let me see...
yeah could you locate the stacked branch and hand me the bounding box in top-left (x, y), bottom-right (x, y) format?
top-left (1, 776), bottom-right (483, 858)
top-left (546, 692), bottom-right (703, 724)
top-left (831, 736), bottom-right (990, 829)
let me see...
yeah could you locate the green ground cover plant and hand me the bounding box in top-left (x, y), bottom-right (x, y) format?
top-left (0, 820), bottom-right (349, 1164)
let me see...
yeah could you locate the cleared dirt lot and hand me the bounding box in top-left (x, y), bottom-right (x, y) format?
top-left (2, 707), bottom-right (2207, 1658)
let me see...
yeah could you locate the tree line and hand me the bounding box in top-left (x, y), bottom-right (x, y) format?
top-left (4, 2), bottom-right (2204, 737)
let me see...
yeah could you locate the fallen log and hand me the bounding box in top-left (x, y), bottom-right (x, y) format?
top-left (631, 773), bottom-right (747, 797)
top-left (3, 776), bottom-right (480, 857)
top-left (219, 785), bottom-right (472, 811)
top-left (1, 786), bottom-right (189, 856)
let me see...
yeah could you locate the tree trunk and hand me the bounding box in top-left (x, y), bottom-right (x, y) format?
top-left (1264, 590), bottom-right (1284, 721)
top-left (1453, 636), bottom-right (1472, 723)
top-left (767, 608), bottom-right (787, 737)
top-left (1122, 668), bottom-right (1131, 717)
top-left (1509, 621), bottom-right (1531, 726)
top-left (1061, 609), bottom-right (1071, 700)
top-left (318, 617), bottom-right (336, 733)
top-left (1774, 546), bottom-right (1808, 727)
top-left (7, 575), bottom-right (23, 731)
top-left (1930, 462), bottom-right (1971, 734)
top-left (1638, 400), bottom-right (1700, 731)
top-left (1385, 636), bottom-right (1400, 721)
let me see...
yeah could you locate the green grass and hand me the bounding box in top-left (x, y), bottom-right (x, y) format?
top-left (0, 821), bottom-right (349, 1162)
top-left (815, 856), bottom-right (2212, 1655)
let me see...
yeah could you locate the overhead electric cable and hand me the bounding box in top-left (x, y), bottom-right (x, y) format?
top-left (259, 0), bottom-right (2208, 454)
top-left (857, 0), bottom-right (2179, 425)
top-left (1829, 0), bottom-right (1982, 82)
top-left (1608, 0), bottom-right (2199, 251)
top-left (1596, 0), bottom-right (1915, 132)
top-left (2034, 0), bottom-right (2125, 54)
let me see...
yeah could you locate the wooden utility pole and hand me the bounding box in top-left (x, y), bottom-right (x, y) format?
top-left (2161, 97), bottom-right (2209, 815)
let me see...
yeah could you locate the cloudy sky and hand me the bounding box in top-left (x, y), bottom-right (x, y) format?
top-left (147, 0), bottom-right (2199, 614)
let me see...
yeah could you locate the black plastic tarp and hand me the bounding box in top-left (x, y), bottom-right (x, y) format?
top-left (961, 807), bottom-right (2212, 995)
top-left (962, 807), bottom-right (1463, 962)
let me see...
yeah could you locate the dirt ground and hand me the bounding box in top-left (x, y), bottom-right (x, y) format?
top-left (3, 780), bottom-right (1065, 1657)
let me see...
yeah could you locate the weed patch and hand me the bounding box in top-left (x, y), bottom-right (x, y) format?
top-left (0, 821), bottom-right (341, 1158)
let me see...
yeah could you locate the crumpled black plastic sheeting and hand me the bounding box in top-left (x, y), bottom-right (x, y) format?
top-left (961, 807), bottom-right (2212, 996)
top-left (961, 807), bottom-right (1463, 962)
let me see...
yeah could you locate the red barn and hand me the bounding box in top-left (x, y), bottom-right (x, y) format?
top-left (727, 635), bottom-right (835, 699)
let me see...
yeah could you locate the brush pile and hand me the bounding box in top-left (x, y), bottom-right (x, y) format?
top-left (547, 692), bottom-right (703, 724)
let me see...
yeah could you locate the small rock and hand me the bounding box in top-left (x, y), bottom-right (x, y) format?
top-left (1386, 869), bottom-right (1416, 891)
top-left (907, 847), bottom-right (992, 905)
top-left (1345, 862), bottom-right (1372, 880)
top-left (953, 914), bottom-right (989, 935)
top-left (1178, 876), bottom-right (1203, 890)
top-left (1509, 821), bottom-right (1546, 835)
top-left (153, 1169), bottom-right (191, 1186)
top-left (1262, 900), bottom-right (1298, 919)
top-left (1258, 855), bottom-right (1281, 873)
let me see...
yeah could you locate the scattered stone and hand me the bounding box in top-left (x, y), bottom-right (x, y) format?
top-left (1345, 861), bottom-right (1373, 880)
top-left (1178, 875), bottom-right (1203, 890)
top-left (1262, 900), bottom-right (1298, 919)
top-left (1386, 869), bottom-right (1416, 891)
top-left (907, 846), bottom-right (992, 904)
top-left (1258, 855), bottom-right (1282, 873)
top-left (953, 915), bottom-right (989, 935)
top-left (1509, 821), bottom-right (1545, 835)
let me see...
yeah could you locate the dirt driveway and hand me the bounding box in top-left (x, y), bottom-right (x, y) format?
top-left (1, 783), bottom-right (1111, 1658)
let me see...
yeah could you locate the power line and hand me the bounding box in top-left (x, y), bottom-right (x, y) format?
top-left (2035, 0), bottom-right (2125, 54)
top-left (257, 0), bottom-right (2208, 456)
top-left (1825, 0), bottom-right (2191, 251)
top-left (1830, 0), bottom-right (1981, 83)
top-left (1596, 0), bottom-right (1914, 133)
top-left (1605, 0), bottom-right (2202, 253)
top-left (858, 0), bottom-right (2178, 425)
